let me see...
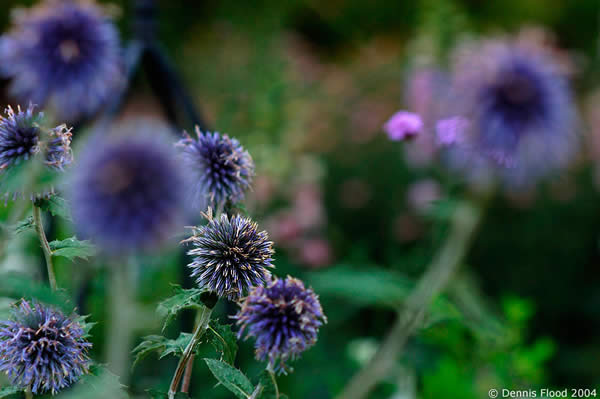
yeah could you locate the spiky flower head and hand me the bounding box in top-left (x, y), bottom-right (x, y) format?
top-left (70, 122), bottom-right (185, 254)
top-left (0, 0), bottom-right (125, 122)
top-left (0, 300), bottom-right (91, 395)
top-left (438, 37), bottom-right (578, 188)
top-left (186, 213), bottom-right (274, 301)
top-left (177, 128), bottom-right (254, 210)
top-left (0, 104), bottom-right (72, 202)
top-left (235, 276), bottom-right (326, 374)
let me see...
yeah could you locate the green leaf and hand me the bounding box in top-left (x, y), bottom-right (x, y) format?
top-left (147, 390), bottom-right (189, 399)
top-left (49, 236), bottom-right (97, 261)
top-left (208, 321), bottom-right (238, 365)
top-left (59, 365), bottom-right (128, 399)
top-left (157, 285), bottom-right (205, 331)
top-left (132, 333), bottom-right (193, 368)
top-left (37, 195), bottom-right (72, 221)
top-left (204, 358), bottom-right (254, 399)
top-left (0, 273), bottom-right (73, 312)
top-left (12, 216), bottom-right (34, 235)
top-left (0, 386), bottom-right (22, 398)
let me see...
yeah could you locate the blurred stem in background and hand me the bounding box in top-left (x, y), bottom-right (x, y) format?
top-left (32, 204), bottom-right (56, 291)
top-left (106, 259), bottom-right (136, 384)
top-left (336, 199), bottom-right (485, 399)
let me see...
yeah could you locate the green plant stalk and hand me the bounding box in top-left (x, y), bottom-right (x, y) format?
top-left (168, 304), bottom-right (213, 399)
top-left (25, 388), bottom-right (33, 399)
top-left (32, 204), bottom-right (56, 291)
top-left (180, 309), bottom-right (205, 393)
top-left (269, 369), bottom-right (279, 399)
top-left (335, 200), bottom-right (484, 399)
top-left (106, 261), bottom-right (135, 384)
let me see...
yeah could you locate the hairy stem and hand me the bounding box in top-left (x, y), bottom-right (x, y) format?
top-left (180, 309), bottom-right (204, 393)
top-left (32, 205), bottom-right (56, 291)
top-left (168, 304), bottom-right (213, 399)
top-left (335, 200), bottom-right (483, 399)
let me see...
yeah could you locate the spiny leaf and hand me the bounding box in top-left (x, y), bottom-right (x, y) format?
top-left (208, 321), bottom-right (238, 365)
top-left (157, 285), bottom-right (205, 331)
top-left (49, 236), bottom-right (97, 261)
top-left (132, 333), bottom-right (193, 368)
top-left (0, 386), bottom-right (22, 398)
top-left (0, 272), bottom-right (73, 312)
top-left (12, 216), bottom-right (34, 235)
top-left (204, 358), bottom-right (254, 399)
top-left (37, 195), bottom-right (72, 221)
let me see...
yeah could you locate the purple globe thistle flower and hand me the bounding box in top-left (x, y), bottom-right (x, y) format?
top-left (0, 104), bottom-right (72, 201)
top-left (176, 128), bottom-right (254, 210)
top-left (70, 122), bottom-right (185, 253)
top-left (0, 0), bottom-right (124, 122)
top-left (439, 39), bottom-right (578, 187)
top-left (383, 111), bottom-right (423, 141)
top-left (186, 213), bottom-right (274, 301)
top-left (235, 276), bottom-right (326, 374)
top-left (0, 300), bottom-right (91, 395)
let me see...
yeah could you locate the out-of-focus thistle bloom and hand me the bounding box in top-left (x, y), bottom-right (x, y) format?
top-left (177, 128), bottom-right (254, 210)
top-left (0, 301), bottom-right (91, 395)
top-left (186, 213), bottom-right (274, 301)
top-left (0, 104), bottom-right (72, 201)
top-left (439, 38), bottom-right (578, 187)
top-left (383, 111), bottom-right (423, 141)
top-left (235, 276), bottom-right (326, 374)
top-left (0, 0), bottom-right (124, 122)
top-left (70, 124), bottom-right (185, 253)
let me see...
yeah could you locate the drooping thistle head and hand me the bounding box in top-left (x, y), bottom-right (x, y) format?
top-left (0, 104), bottom-right (72, 201)
top-left (0, 0), bottom-right (124, 122)
top-left (70, 123), bottom-right (185, 253)
top-left (186, 213), bottom-right (274, 301)
top-left (177, 128), bottom-right (254, 210)
top-left (437, 37), bottom-right (578, 188)
top-left (0, 300), bottom-right (91, 395)
top-left (235, 276), bottom-right (326, 374)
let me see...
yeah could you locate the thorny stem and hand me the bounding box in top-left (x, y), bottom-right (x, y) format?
top-left (32, 205), bottom-right (56, 291)
top-left (335, 200), bottom-right (484, 399)
top-left (168, 304), bottom-right (214, 399)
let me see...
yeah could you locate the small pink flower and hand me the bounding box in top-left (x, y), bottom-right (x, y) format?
top-left (383, 111), bottom-right (423, 141)
top-left (436, 116), bottom-right (469, 146)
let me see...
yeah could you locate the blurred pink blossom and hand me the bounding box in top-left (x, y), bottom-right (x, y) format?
top-left (299, 238), bottom-right (333, 268)
top-left (406, 179), bottom-right (442, 213)
top-left (383, 111), bottom-right (423, 141)
top-left (436, 116), bottom-right (469, 146)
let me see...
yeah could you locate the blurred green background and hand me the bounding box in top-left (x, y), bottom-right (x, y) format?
top-left (1, 0), bottom-right (600, 398)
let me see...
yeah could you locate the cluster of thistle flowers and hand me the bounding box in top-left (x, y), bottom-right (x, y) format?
top-left (179, 129), bottom-right (327, 374)
top-left (384, 32), bottom-right (579, 190)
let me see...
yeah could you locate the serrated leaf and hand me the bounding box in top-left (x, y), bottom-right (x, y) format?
top-left (60, 365), bottom-right (128, 399)
top-left (208, 321), bottom-right (238, 365)
top-left (132, 333), bottom-right (193, 368)
top-left (157, 285), bottom-right (205, 331)
top-left (0, 386), bottom-right (22, 398)
top-left (204, 358), bottom-right (254, 399)
top-left (49, 236), bottom-right (97, 261)
top-left (12, 216), bottom-right (34, 234)
top-left (37, 195), bottom-right (72, 221)
top-left (0, 273), bottom-right (73, 312)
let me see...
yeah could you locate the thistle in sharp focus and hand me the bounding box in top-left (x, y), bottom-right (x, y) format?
top-left (0, 300), bottom-right (91, 395)
top-left (235, 276), bottom-right (326, 374)
top-left (0, 104), bottom-right (72, 201)
top-left (0, 0), bottom-right (125, 122)
top-left (177, 128), bottom-right (255, 210)
top-left (186, 213), bottom-right (274, 301)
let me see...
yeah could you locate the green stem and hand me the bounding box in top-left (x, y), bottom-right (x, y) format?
top-left (25, 388), bottom-right (33, 399)
top-left (249, 383), bottom-right (263, 399)
top-left (168, 305), bottom-right (214, 399)
top-left (32, 205), bottom-right (56, 291)
top-left (106, 261), bottom-right (135, 384)
top-left (269, 369), bottom-right (279, 399)
top-left (335, 200), bottom-right (484, 399)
